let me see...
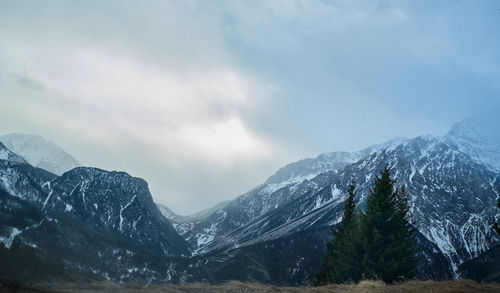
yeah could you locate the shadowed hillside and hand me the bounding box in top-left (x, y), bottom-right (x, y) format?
top-left (2, 280), bottom-right (500, 293)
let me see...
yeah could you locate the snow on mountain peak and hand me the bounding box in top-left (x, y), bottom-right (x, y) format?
top-left (265, 137), bottom-right (408, 186)
top-left (445, 119), bottom-right (500, 172)
top-left (0, 133), bottom-right (80, 175)
top-left (448, 119), bottom-right (485, 142)
top-left (0, 142), bottom-right (27, 164)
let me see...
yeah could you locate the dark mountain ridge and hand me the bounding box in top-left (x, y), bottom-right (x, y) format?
top-left (0, 142), bottom-right (189, 283)
top-left (1, 119), bottom-right (499, 285)
top-left (170, 119), bottom-right (499, 284)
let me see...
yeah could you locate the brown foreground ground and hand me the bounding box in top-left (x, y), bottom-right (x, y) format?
top-left (3, 280), bottom-right (500, 293)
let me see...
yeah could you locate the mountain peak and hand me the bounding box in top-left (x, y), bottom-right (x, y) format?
top-left (0, 142), bottom-right (27, 164)
top-left (447, 118), bottom-right (500, 144)
top-left (0, 133), bottom-right (80, 175)
top-left (447, 119), bottom-right (484, 142)
top-left (445, 118), bottom-right (500, 172)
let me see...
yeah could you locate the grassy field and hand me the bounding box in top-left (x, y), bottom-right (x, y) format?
top-left (3, 280), bottom-right (500, 293)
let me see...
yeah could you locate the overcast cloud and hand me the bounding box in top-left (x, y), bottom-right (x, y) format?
top-left (1, 0), bottom-right (499, 214)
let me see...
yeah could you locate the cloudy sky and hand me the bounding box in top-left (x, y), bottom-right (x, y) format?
top-left (1, 0), bottom-right (499, 214)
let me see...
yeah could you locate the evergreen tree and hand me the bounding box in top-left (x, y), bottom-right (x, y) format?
top-left (361, 166), bottom-right (417, 283)
top-left (494, 190), bottom-right (500, 236)
top-left (313, 181), bottom-right (362, 284)
top-left (391, 184), bottom-right (418, 279)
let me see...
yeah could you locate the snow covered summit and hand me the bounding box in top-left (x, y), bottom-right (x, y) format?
top-left (0, 133), bottom-right (80, 175)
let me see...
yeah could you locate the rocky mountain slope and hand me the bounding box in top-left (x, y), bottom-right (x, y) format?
top-left (0, 142), bottom-right (189, 283)
top-left (1, 119), bottom-right (498, 285)
top-left (0, 133), bottom-right (81, 175)
top-left (173, 119), bottom-right (499, 284)
top-left (459, 244), bottom-right (500, 283)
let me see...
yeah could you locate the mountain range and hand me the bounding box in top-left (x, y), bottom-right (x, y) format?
top-left (0, 120), bottom-right (499, 285)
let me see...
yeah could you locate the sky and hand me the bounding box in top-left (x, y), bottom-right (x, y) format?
top-left (1, 0), bottom-right (499, 215)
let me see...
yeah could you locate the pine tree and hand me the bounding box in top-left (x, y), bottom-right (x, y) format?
top-left (494, 190), bottom-right (500, 236)
top-left (361, 166), bottom-right (417, 283)
top-left (391, 184), bottom-right (418, 280)
top-left (313, 181), bottom-right (362, 284)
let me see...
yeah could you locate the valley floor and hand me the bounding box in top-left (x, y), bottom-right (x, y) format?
top-left (3, 280), bottom-right (500, 293)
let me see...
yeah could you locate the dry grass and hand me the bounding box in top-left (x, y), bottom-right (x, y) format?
top-left (7, 280), bottom-right (500, 293)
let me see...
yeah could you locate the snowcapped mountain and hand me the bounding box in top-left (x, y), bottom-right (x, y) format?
top-left (172, 119), bottom-right (499, 283)
top-left (0, 133), bottom-right (81, 175)
top-left (0, 142), bottom-right (27, 164)
top-left (0, 142), bottom-right (189, 283)
top-left (0, 119), bottom-right (498, 285)
top-left (157, 203), bottom-right (188, 224)
top-left (444, 119), bottom-right (500, 173)
top-left (265, 137), bottom-right (406, 185)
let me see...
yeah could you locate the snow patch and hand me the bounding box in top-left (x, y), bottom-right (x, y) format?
top-left (42, 182), bottom-right (53, 209)
top-left (119, 195), bottom-right (137, 232)
top-left (0, 228), bottom-right (21, 249)
top-left (195, 233), bottom-right (214, 248)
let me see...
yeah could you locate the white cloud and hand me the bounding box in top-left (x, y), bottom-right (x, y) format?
top-left (0, 37), bottom-right (284, 213)
top-left (179, 118), bottom-right (264, 155)
top-left (0, 39), bottom-right (274, 150)
top-left (2, 0), bottom-right (498, 214)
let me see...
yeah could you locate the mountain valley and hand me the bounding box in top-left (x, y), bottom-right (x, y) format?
top-left (1, 119), bottom-right (499, 285)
